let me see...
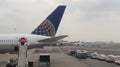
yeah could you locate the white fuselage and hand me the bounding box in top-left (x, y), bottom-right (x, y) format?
top-left (0, 34), bottom-right (51, 53)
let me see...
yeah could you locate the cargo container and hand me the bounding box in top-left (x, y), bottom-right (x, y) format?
top-left (39, 54), bottom-right (50, 67)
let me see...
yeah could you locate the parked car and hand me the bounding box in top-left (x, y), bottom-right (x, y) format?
top-left (114, 56), bottom-right (120, 64)
top-left (76, 52), bottom-right (88, 59)
top-left (90, 52), bottom-right (99, 59)
top-left (97, 54), bottom-right (106, 61)
top-left (68, 50), bottom-right (76, 56)
top-left (105, 55), bottom-right (117, 62)
top-left (86, 51), bottom-right (93, 57)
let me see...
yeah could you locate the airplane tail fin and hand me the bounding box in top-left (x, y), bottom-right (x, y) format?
top-left (31, 5), bottom-right (66, 37)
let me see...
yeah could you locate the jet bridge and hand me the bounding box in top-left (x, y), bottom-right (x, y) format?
top-left (17, 45), bottom-right (28, 67)
top-left (6, 37), bottom-right (29, 67)
top-left (17, 37), bottom-right (28, 67)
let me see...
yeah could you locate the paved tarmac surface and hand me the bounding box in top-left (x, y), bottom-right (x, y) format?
top-left (0, 46), bottom-right (120, 67)
top-left (29, 47), bottom-right (87, 67)
top-left (0, 54), bottom-right (17, 67)
top-left (80, 58), bottom-right (120, 67)
top-left (0, 47), bottom-right (87, 67)
top-left (32, 53), bottom-right (87, 67)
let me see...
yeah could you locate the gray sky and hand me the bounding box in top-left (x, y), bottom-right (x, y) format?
top-left (0, 0), bottom-right (120, 42)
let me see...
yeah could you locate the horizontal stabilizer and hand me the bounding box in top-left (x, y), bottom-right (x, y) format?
top-left (38, 35), bottom-right (68, 42)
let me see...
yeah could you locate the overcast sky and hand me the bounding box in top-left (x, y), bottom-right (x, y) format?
top-left (0, 0), bottom-right (120, 42)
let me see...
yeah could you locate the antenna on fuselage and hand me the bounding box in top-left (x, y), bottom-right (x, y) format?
top-left (14, 28), bottom-right (16, 34)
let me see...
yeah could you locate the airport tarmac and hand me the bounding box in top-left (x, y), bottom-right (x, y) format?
top-left (0, 46), bottom-right (120, 67)
top-left (0, 47), bottom-right (87, 67)
top-left (80, 58), bottom-right (120, 67)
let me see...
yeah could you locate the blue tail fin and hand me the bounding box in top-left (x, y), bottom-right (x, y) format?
top-left (31, 5), bottom-right (66, 37)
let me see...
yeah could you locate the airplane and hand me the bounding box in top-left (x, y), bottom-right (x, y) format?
top-left (0, 5), bottom-right (67, 54)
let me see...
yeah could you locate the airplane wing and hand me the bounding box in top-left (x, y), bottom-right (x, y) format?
top-left (38, 35), bottom-right (68, 42)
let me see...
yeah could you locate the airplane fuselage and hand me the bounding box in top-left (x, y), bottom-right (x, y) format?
top-left (0, 34), bottom-right (51, 53)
